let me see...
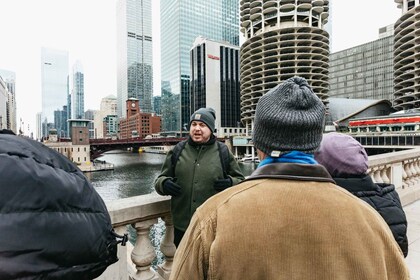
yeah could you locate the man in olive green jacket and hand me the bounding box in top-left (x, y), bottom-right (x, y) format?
top-left (170, 77), bottom-right (409, 279)
top-left (155, 108), bottom-right (244, 247)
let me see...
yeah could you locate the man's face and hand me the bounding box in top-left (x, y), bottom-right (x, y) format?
top-left (189, 121), bottom-right (212, 144)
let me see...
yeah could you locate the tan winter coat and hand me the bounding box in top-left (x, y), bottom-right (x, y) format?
top-left (170, 163), bottom-right (410, 280)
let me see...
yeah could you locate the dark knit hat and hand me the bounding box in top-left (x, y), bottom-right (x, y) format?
top-left (190, 107), bottom-right (216, 132)
top-left (315, 132), bottom-right (368, 177)
top-left (252, 76), bottom-right (325, 156)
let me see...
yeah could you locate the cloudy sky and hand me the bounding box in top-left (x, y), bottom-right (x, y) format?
top-left (0, 0), bottom-right (401, 135)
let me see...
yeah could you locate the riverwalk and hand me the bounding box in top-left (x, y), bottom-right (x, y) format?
top-left (406, 199), bottom-right (420, 280)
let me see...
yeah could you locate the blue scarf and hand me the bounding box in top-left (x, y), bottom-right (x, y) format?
top-left (258, 151), bottom-right (318, 168)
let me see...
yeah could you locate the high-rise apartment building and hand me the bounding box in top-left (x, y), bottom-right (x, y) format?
top-left (394, 0), bottom-right (420, 110)
top-left (160, 0), bottom-right (239, 132)
top-left (116, 0), bottom-right (153, 118)
top-left (190, 37), bottom-right (241, 134)
top-left (240, 0), bottom-right (330, 134)
top-left (72, 61), bottom-right (85, 119)
top-left (0, 69), bottom-right (17, 133)
top-left (41, 47), bottom-right (69, 137)
top-left (329, 28), bottom-right (394, 102)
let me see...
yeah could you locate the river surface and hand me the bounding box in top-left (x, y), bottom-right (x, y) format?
top-left (87, 150), bottom-right (258, 202)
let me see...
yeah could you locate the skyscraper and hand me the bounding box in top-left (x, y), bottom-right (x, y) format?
top-left (71, 60), bottom-right (85, 119)
top-left (240, 1), bottom-right (330, 134)
top-left (394, 0), bottom-right (420, 110)
top-left (0, 69), bottom-right (17, 133)
top-left (190, 37), bottom-right (241, 134)
top-left (160, 0), bottom-right (239, 132)
top-left (41, 47), bottom-right (69, 137)
top-left (116, 0), bottom-right (153, 118)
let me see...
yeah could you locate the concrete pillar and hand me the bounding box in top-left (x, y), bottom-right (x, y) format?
top-left (131, 219), bottom-right (159, 280)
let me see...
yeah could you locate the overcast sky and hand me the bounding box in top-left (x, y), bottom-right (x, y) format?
top-left (0, 0), bottom-right (402, 135)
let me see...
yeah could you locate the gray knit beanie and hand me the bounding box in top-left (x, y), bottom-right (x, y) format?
top-left (252, 76), bottom-right (325, 156)
top-left (190, 107), bottom-right (216, 132)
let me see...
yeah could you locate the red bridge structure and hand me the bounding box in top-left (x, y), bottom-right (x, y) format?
top-left (89, 137), bottom-right (187, 160)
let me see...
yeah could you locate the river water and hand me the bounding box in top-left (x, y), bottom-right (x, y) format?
top-left (86, 150), bottom-right (257, 266)
top-left (87, 150), bottom-right (258, 202)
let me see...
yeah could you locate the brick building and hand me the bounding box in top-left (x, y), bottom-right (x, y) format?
top-left (119, 98), bottom-right (161, 139)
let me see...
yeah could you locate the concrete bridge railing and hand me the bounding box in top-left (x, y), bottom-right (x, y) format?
top-left (99, 149), bottom-right (420, 279)
top-left (98, 194), bottom-right (173, 280)
top-left (368, 148), bottom-right (420, 206)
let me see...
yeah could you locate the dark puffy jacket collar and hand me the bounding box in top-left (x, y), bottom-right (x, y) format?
top-left (334, 175), bottom-right (396, 197)
top-left (245, 162), bottom-right (335, 183)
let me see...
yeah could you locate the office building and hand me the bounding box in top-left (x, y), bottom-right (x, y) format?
top-left (54, 105), bottom-right (68, 138)
top-left (72, 61), bottom-right (85, 119)
top-left (153, 95), bottom-right (161, 115)
top-left (240, 0), bottom-right (330, 134)
top-left (394, 0), bottom-right (420, 110)
top-left (93, 95), bottom-right (118, 138)
top-left (116, 0), bottom-right (153, 118)
top-left (0, 69), bottom-right (17, 133)
top-left (103, 115), bottom-right (119, 138)
top-left (119, 98), bottom-right (161, 139)
top-left (41, 47), bottom-right (69, 137)
top-left (0, 77), bottom-right (7, 130)
top-left (160, 0), bottom-right (239, 132)
top-left (329, 28), bottom-right (394, 102)
top-left (190, 37), bottom-right (241, 135)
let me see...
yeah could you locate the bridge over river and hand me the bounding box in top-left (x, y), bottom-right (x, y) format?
top-left (90, 137), bottom-right (187, 159)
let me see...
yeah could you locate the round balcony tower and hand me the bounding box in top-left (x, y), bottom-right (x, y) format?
top-left (240, 0), bottom-right (330, 133)
top-left (394, 0), bottom-right (420, 110)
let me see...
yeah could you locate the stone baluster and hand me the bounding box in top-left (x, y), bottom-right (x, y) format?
top-left (404, 161), bottom-right (413, 187)
top-left (158, 215), bottom-right (176, 279)
top-left (131, 219), bottom-right (159, 280)
top-left (414, 159), bottom-right (420, 182)
top-left (380, 165), bottom-right (391, 184)
top-left (410, 159), bottom-right (420, 182)
top-left (407, 160), bottom-right (417, 186)
top-left (402, 161), bottom-right (409, 188)
top-left (372, 166), bottom-right (383, 183)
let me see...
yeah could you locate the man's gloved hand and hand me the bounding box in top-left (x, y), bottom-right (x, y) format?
top-left (163, 178), bottom-right (181, 196)
top-left (213, 177), bottom-right (232, 192)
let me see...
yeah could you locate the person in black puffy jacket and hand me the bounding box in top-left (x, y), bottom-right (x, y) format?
top-left (315, 132), bottom-right (408, 257)
top-left (0, 129), bottom-right (120, 279)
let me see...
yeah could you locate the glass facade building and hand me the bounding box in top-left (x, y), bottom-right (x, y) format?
top-left (329, 35), bottom-right (394, 102)
top-left (72, 61), bottom-right (85, 119)
top-left (190, 37), bottom-right (241, 133)
top-left (117, 0), bottom-right (153, 118)
top-left (41, 47), bottom-right (69, 137)
top-left (160, 0), bottom-right (239, 132)
top-left (0, 69), bottom-right (17, 133)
